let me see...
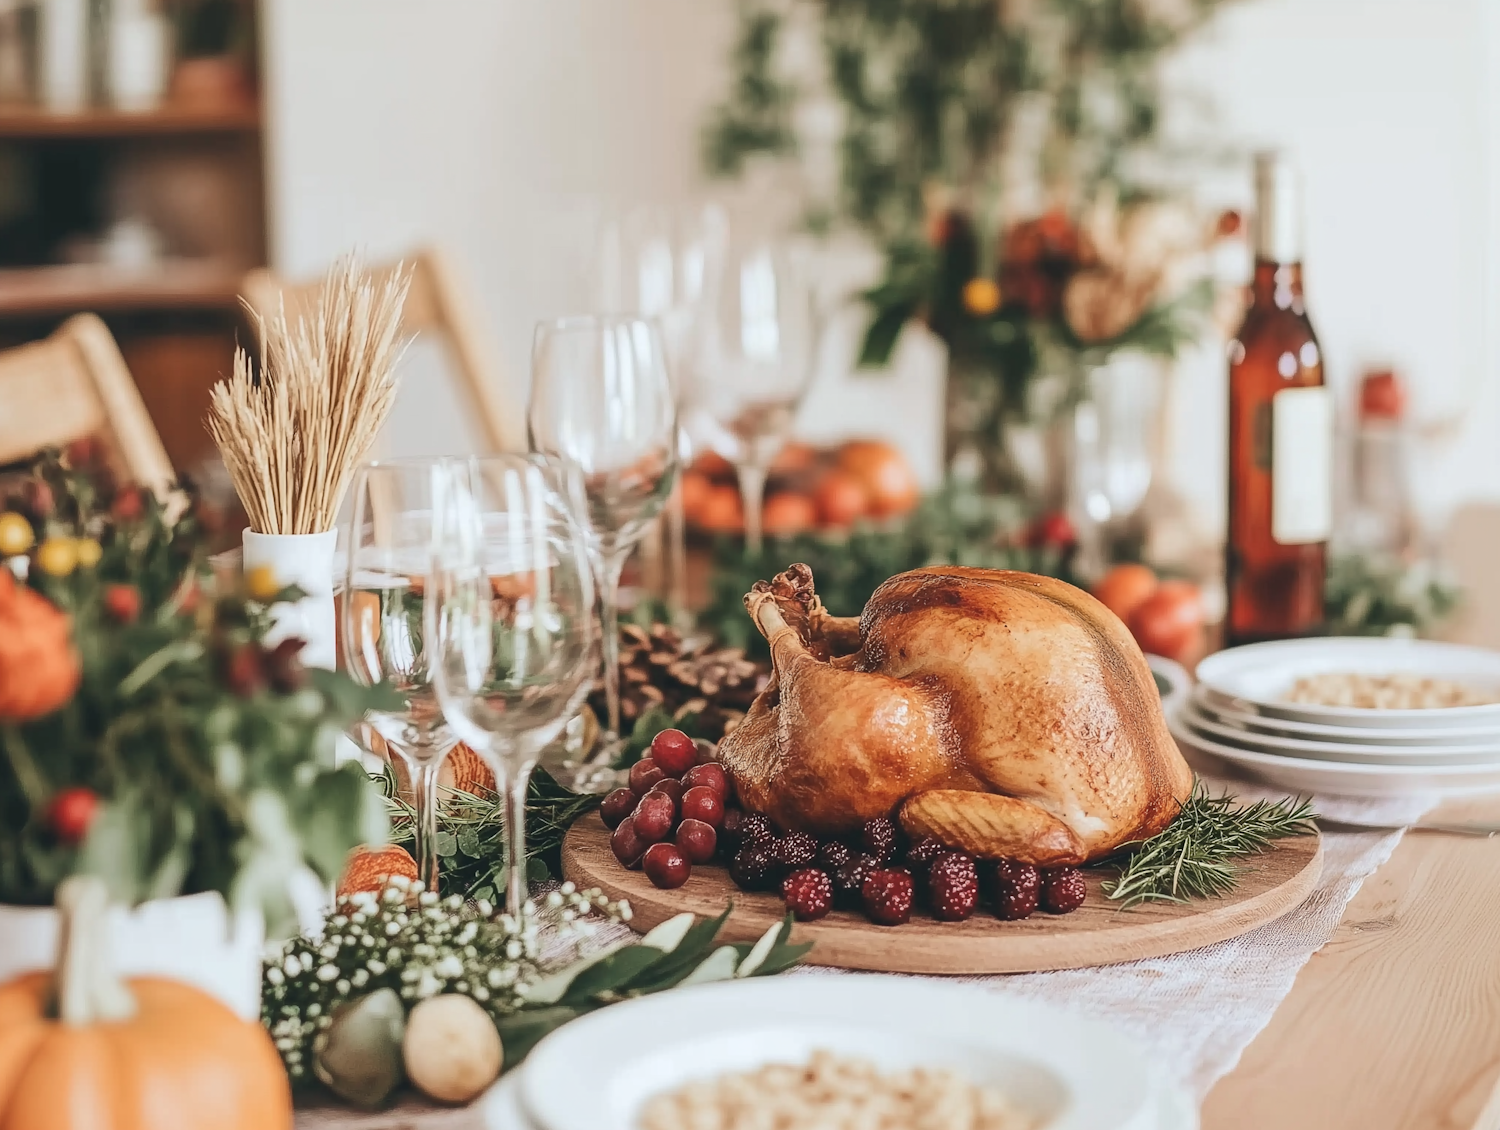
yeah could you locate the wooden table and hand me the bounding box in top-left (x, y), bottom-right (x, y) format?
top-left (1204, 793), bottom-right (1500, 1130)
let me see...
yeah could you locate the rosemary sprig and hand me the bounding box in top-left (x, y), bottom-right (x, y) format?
top-left (1101, 780), bottom-right (1317, 908)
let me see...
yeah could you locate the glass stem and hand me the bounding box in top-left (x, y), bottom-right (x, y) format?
top-left (666, 485), bottom-right (691, 633)
top-left (499, 759), bottom-right (536, 914)
top-left (409, 756), bottom-right (442, 895)
top-left (598, 546), bottom-right (630, 740)
top-left (738, 463), bottom-right (768, 556)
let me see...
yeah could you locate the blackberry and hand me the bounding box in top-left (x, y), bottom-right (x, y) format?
top-left (903, 835), bottom-right (948, 902)
top-left (818, 840), bottom-right (853, 873)
top-left (728, 842), bottom-right (781, 891)
top-left (738, 813), bottom-right (776, 847)
top-left (988, 859), bottom-right (1041, 921)
top-left (782, 868), bottom-right (834, 921)
top-left (927, 853), bottom-right (979, 921)
top-left (860, 817), bottom-right (901, 864)
top-left (831, 854), bottom-right (878, 907)
top-left (719, 808), bottom-right (747, 856)
top-left (774, 831), bottom-right (820, 870)
top-left (1040, 867), bottom-right (1087, 914)
top-left (860, 869), bottom-right (914, 926)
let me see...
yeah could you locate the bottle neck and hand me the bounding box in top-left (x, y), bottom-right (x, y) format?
top-left (1250, 259), bottom-right (1304, 310)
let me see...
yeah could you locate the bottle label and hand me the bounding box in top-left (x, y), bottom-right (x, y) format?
top-left (1272, 386), bottom-right (1333, 545)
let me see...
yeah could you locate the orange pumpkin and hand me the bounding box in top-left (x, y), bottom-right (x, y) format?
top-left (0, 568), bottom-right (80, 721)
top-left (0, 878), bottom-right (290, 1130)
top-left (337, 843), bottom-right (420, 899)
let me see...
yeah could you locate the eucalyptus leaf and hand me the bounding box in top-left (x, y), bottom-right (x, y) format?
top-left (560, 946), bottom-right (671, 1005)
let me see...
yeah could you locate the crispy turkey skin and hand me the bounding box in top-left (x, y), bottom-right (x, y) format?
top-left (716, 564), bottom-right (1193, 865)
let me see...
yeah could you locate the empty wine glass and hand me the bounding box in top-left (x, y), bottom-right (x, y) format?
top-left (1072, 354), bottom-right (1162, 574)
top-left (425, 455), bottom-right (597, 913)
top-left (343, 459), bottom-right (456, 893)
top-left (528, 315), bottom-right (678, 756)
top-left (683, 235), bottom-right (823, 553)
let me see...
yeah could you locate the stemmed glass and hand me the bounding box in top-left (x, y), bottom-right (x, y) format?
top-left (528, 315), bottom-right (678, 757)
top-left (425, 455), bottom-right (597, 913)
top-left (1072, 354), bottom-right (1161, 575)
top-left (683, 235), bottom-right (823, 553)
top-left (343, 459), bottom-right (456, 893)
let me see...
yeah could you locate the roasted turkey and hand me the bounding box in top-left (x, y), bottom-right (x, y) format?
top-left (716, 564), bottom-right (1193, 866)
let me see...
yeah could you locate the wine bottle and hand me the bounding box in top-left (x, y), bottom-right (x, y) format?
top-left (1225, 152), bottom-right (1331, 646)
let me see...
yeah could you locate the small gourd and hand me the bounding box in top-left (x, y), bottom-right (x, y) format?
top-left (402, 993), bottom-right (503, 1104)
top-left (0, 876), bottom-right (291, 1130)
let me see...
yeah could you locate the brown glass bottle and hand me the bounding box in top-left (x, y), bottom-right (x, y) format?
top-left (1226, 153), bottom-right (1331, 646)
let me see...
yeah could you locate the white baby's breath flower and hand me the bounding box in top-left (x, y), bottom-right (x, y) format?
top-left (335, 979), bottom-right (351, 995)
top-left (283, 955), bottom-right (302, 977)
top-left (266, 967), bottom-right (284, 986)
top-left (419, 891), bottom-right (438, 908)
top-left (351, 969), bottom-right (369, 988)
top-left (560, 881), bottom-right (576, 896)
top-left (416, 971), bottom-right (440, 999)
top-left (385, 922), bottom-right (400, 936)
top-left (367, 959), bottom-right (386, 976)
top-left (306, 1003), bottom-right (322, 1018)
top-left (545, 891), bottom-right (563, 909)
top-left (505, 940), bottom-right (522, 960)
top-left (476, 899), bottom-right (493, 918)
top-left (472, 986), bottom-right (489, 1002)
top-left (317, 964), bottom-right (339, 982)
top-left (319, 943), bottom-right (339, 959)
top-left (435, 955), bottom-right (464, 979)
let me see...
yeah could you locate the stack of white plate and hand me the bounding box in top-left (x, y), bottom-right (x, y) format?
top-left (1168, 637), bottom-right (1500, 797)
top-left (481, 976), bottom-right (1197, 1129)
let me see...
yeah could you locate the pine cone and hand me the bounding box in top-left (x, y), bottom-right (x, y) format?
top-left (597, 623), bottom-right (769, 740)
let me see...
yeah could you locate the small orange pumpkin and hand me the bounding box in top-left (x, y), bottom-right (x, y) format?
top-left (0, 877), bottom-right (291, 1130)
top-left (337, 844), bottom-right (419, 899)
top-left (0, 568), bottom-right (81, 720)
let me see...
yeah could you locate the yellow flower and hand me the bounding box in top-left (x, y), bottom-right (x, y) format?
top-left (246, 564), bottom-right (281, 601)
top-left (36, 537), bottom-right (78, 577)
top-left (74, 538), bottom-right (102, 568)
top-left (962, 277), bottom-right (1002, 317)
top-left (0, 512), bottom-right (34, 557)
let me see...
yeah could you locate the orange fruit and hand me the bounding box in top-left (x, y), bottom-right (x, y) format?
top-left (680, 469), bottom-right (713, 522)
top-left (692, 450), bottom-right (735, 479)
top-left (770, 442), bottom-right (818, 475)
top-left (837, 440), bottom-right (919, 516)
top-left (1129, 580), bottom-right (1205, 662)
top-left (697, 484), bottom-right (745, 533)
top-left (814, 470), bottom-right (869, 528)
top-left (762, 492), bottom-right (817, 537)
top-left (1092, 563), bottom-right (1159, 626)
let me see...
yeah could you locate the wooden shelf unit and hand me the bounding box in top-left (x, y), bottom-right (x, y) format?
top-left (0, 103), bottom-right (260, 139)
top-left (0, 262), bottom-right (245, 318)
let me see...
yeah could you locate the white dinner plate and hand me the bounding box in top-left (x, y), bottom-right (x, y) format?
top-left (1195, 638), bottom-right (1500, 729)
top-left (519, 975), bottom-right (1155, 1130)
top-left (1177, 702), bottom-right (1500, 765)
top-left (1169, 712), bottom-right (1500, 797)
top-left (1190, 686), bottom-right (1500, 747)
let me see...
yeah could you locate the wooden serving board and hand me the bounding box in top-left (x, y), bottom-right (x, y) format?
top-left (562, 813), bottom-right (1324, 975)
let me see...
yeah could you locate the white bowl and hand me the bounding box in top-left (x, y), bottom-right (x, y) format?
top-left (1177, 702), bottom-right (1500, 765)
top-left (1190, 686), bottom-right (1500, 747)
top-left (519, 975), bottom-right (1156, 1130)
top-left (1195, 638), bottom-right (1500, 729)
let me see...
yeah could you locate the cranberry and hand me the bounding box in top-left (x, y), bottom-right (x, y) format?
top-left (680, 786), bottom-right (724, 829)
top-left (628, 757), bottom-right (666, 796)
top-left (600, 788), bottom-right (637, 830)
top-left (650, 728), bottom-right (698, 776)
top-left (47, 787), bottom-right (99, 844)
top-left (643, 843), bottom-right (691, 889)
top-left (265, 637), bottom-right (307, 693)
top-left (782, 868), bottom-right (834, 921)
top-left (682, 762), bottom-right (729, 800)
top-left (632, 792), bottom-right (676, 843)
top-left (648, 778), bottom-right (685, 806)
top-left (610, 816), bottom-right (648, 868)
top-left (675, 818), bottom-right (717, 864)
top-left (103, 584), bottom-right (141, 624)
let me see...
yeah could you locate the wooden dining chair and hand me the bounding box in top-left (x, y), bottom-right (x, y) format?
top-left (0, 313), bottom-right (175, 495)
top-left (239, 247), bottom-right (524, 454)
top-left (1439, 502), bottom-right (1500, 650)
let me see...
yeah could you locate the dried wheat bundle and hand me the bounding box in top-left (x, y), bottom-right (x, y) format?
top-left (208, 256), bottom-right (411, 534)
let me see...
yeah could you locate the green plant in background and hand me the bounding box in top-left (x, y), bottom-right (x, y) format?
top-left (1324, 553), bottom-right (1462, 638)
top-left (0, 448), bottom-right (397, 935)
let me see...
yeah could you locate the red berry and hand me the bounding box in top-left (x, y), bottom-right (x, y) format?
top-left (729, 842), bottom-right (781, 891)
top-left (643, 843), bottom-right (691, 889)
top-left (610, 816), bottom-right (648, 868)
top-left (221, 642), bottom-right (264, 697)
top-left (110, 487), bottom-right (144, 522)
top-left (861, 869), bottom-right (914, 926)
top-left (928, 853), bottom-right (979, 921)
top-left (1028, 511), bottom-right (1077, 548)
top-left (774, 831), bottom-right (818, 870)
top-left (782, 868), bottom-right (834, 921)
top-left (680, 786), bottom-right (724, 829)
top-left (265, 637), bottom-right (307, 693)
top-left (628, 757), bottom-right (666, 796)
top-left (22, 479), bottom-right (54, 519)
top-left (832, 854), bottom-right (878, 907)
top-left (904, 835), bottom-right (946, 872)
top-left (47, 787), bottom-right (99, 844)
top-left (819, 840), bottom-right (853, 872)
top-left (675, 818), bottom-right (717, 864)
top-left (65, 436), bottom-right (99, 467)
top-left (648, 778), bottom-right (685, 806)
top-left (682, 762), bottom-right (729, 800)
top-left (719, 808), bottom-right (748, 855)
top-left (600, 787), bottom-right (637, 830)
top-left (1041, 867), bottom-right (1087, 914)
top-left (102, 584), bottom-right (141, 624)
top-left (989, 860), bottom-right (1041, 920)
top-left (861, 817), bottom-right (900, 864)
top-left (632, 791), bottom-right (676, 844)
top-left (650, 728), bottom-right (698, 776)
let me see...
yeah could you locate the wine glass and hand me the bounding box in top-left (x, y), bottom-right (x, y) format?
top-left (1072, 354), bottom-right (1161, 575)
top-left (528, 315), bottom-right (678, 756)
top-left (425, 455), bottom-right (597, 913)
top-left (683, 234), bottom-right (823, 553)
top-left (343, 459), bottom-right (457, 893)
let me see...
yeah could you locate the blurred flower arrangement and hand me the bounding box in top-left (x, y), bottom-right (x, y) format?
top-left (705, 0), bottom-right (1242, 489)
top-left (0, 443), bottom-right (397, 933)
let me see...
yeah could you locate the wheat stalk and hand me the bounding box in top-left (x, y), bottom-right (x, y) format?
top-left (207, 255), bottom-right (412, 534)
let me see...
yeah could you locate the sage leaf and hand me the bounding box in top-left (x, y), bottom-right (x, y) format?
top-left (678, 945), bottom-right (739, 987)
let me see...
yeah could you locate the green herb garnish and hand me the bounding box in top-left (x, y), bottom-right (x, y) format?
top-left (1101, 781), bottom-right (1317, 908)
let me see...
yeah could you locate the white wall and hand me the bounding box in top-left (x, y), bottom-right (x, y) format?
top-left (263, 0), bottom-right (1500, 529)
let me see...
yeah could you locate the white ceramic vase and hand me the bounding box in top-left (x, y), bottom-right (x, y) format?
top-left (242, 528), bottom-right (339, 670)
top-left (0, 892), bottom-right (265, 1020)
